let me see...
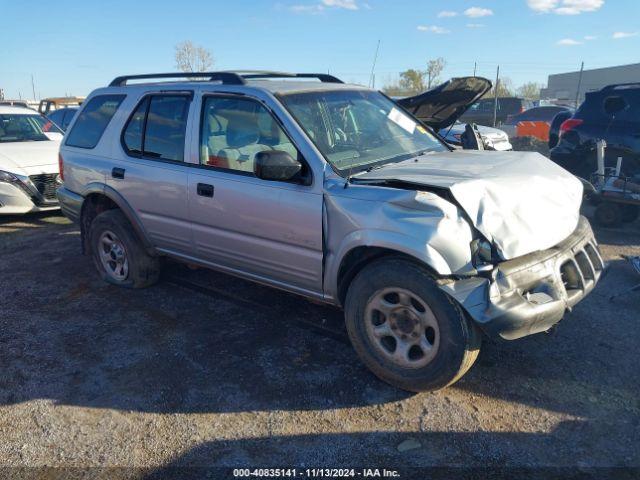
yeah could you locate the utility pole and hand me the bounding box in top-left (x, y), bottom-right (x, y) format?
top-left (369, 40), bottom-right (381, 89)
top-left (493, 65), bottom-right (500, 127)
top-left (574, 61), bottom-right (584, 109)
top-left (473, 62), bottom-right (477, 77)
top-left (31, 75), bottom-right (36, 100)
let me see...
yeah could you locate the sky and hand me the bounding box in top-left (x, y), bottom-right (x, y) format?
top-left (1, 0), bottom-right (639, 99)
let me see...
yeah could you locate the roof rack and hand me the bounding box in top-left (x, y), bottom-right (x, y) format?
top-left (109, 72), bottom-right (246, 87)
top-left (232, 71), bottom-right (344, 84)
top-left (601, 82), bottom-right (640, 91)
top-left (108, 71), bottom-right (344, 87)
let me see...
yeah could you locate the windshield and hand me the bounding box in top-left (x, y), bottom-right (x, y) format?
top-left (0, 114), bottom-right (62, 142)
top-left (281, 90), bottom-right (446, 175)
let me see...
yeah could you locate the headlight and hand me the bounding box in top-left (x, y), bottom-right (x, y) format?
top-left (0, 170), bottom-right (20, 183)
top-left (471, 238), bottom-right (495, 272)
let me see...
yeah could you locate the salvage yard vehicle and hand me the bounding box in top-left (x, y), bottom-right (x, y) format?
top-left (0, 105), bottom-right (63, 214)
top-left (38, 96), bottom-right (84, 116)
top-left (551, 83), bottom-right (640, 179)
top-left (57, 71), bottom-right (604, 391)
top-left (395, 77), bottom-right (513, 151)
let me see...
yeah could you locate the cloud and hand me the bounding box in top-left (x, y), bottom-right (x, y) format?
top-left (289, 0), bottom-right (360, 13)
top-left (289, 3), bottom-right (325, 13)
top-left (584, 35), bottom-right (597, 40)
top-left (613, 31), bottom-right (639, 39)
top-left (437, 10), bottom-right (458, 17)
top-left (464, 7), bottom-right (493, 17)
top-left (467, 23), bottom-right (485, 28)
top-left (557, 38), bottom-right (582, 45)
top-left (417, 25), bottom-right (451, 34)
top-left (527, 0), bottom-right (604, 15)
top-left (321, 0), bottom-right (358, 9)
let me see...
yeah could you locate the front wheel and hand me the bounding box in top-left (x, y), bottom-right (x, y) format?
top-left (344, 258), bottom-right (481, 392)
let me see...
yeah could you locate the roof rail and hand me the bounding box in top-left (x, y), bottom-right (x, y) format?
top-left (601, 82), bottom-right (640, 91)
top-left (108, 72), bottom-right (246, 87)
top-left (233, 71), bottom-right (344, 84)
top-left (109, 71), bottom-right (345, 87)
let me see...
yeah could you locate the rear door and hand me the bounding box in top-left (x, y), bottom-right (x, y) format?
top-left (106, 92), bottom-right (193, 255)
top-left (186, 93), bottom-right (324, 296)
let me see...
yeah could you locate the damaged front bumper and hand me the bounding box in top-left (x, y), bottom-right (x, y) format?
top-left (440, 216), bottom-right (604, 340)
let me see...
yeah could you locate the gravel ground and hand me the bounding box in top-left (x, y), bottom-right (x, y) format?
top-left (0, 210), bottom-right (638, 478)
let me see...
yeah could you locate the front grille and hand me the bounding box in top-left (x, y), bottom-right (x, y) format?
top-left (29, 174), bottom-right (59, 201)
top-left (559, 240), bottom-right (604, 302)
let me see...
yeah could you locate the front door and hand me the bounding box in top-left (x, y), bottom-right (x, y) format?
top-left (188, 94), bottom-right (324, 296)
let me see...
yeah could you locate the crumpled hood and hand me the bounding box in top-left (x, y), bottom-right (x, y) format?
top-left (0, 140), bottom-right (60, 175)
top-left (354, 150), bottom-right (583, 260)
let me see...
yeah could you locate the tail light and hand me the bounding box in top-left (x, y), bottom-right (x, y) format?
top-left (58, 153), bottom-right (64, 181)
top-left (559, 118), bottom-right (583, 137)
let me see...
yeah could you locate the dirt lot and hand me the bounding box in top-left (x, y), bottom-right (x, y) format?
top-left (0, 210), bottom-right (639, 477)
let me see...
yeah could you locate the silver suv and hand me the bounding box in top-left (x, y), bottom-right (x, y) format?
top-left (57, 71), bottom-right (604, 391)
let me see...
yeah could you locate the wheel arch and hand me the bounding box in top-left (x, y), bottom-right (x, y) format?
top-left (328, 227), bottom-right (453, 307)
top-left (79, 184), bottom-right (155, 255)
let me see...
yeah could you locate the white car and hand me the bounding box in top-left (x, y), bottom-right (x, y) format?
top-left (0, 106), bottom-right (63, 214)
top-left (440, 122), bottom-right (513, 151)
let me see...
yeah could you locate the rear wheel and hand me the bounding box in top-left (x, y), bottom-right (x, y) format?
top-left (89, 209), bottom-right (160, 288)
top-left (621, 205), bottom-right (639, 223)
top-left (594, 202), bottom-right (622, 228)
top-left (344, 258), bottom-right (481, 392)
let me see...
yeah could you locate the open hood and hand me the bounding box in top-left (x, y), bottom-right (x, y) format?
top-left (353, 150), bottom-right (583, 260)
top-left (396, 77), bottom-right (492, 130)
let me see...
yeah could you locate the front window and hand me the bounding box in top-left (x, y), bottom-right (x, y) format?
top-left (281, 90), bottom-right (446, 174)
top-left (0, 114), bottom-right (62, 142)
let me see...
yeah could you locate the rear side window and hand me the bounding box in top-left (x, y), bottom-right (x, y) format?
top-left (122, 94), bottom-right (190, 162)
top-left (66, 95), bottom-right (125, 148)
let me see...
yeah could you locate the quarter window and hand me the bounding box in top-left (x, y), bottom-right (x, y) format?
top-left (66, 95), bottom-right (125, 149)
top-left (199, 96), bottom-right (299, 174)
top-left (122, 94), bottom-right (190, 162)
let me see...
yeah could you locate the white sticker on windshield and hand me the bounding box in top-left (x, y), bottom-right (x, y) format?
top-left (388, 108), bottom-right (416, 134)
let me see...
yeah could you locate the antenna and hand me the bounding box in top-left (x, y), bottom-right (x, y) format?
top-left (368, 40), bottom-right (381, 88)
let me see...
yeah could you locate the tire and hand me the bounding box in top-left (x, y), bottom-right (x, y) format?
top-left (594, 202), bottom-right (622, 228)
top-left (621, 205), bottom-right (639, 223)
top-left (89, 209), bottom-right (160, 288)
top-left (344, 257), bottom-right (481, 392)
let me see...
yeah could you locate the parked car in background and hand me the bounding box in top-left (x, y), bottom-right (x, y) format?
top-left (439, 122), bottom-right (512, 151)
top-left (458, 97), bottom-right (534, 127)
top-left (0, 99), bottom-right (38, 110)
top-left (58, 71), bottom-right (602, 392)
top-left (47, 107), bottom-right (79, 131)
top-left (548, 109), bottom-right (574, 149)
top-left (38, 96), bottom-right (84, 115)
top-left (551, 83), bottom-right (640, 179)
top-left (0, 106), bottom-right (63, 214)
top-left (502, 105), bottom-right (573, 142)
top-left (396, 77), bottom-right (510, 150)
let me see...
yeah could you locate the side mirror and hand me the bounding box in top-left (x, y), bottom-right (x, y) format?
top-left (604, 96), bottom-right (626, 115)
top-left (254, 150), bottom-right (302, 182)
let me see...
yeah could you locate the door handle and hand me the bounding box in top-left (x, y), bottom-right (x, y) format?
top-left (112, 167), bottom-right (125, 179)
top-left (197, 183), bottom-right (214, 197)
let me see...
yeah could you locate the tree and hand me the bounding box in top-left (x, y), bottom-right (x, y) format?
top-left (399, 69), bottom-right (427, 94)
top-left (383, 69), bottom-right (426, 96)
top-left (483, 77), bottom-right (514, 98)
top-left (174, 41), bottom-right (214, 72)
top-left (426, 57), bottom-right (446, 89)
top-left (517, 82), bottom-right (544, 100)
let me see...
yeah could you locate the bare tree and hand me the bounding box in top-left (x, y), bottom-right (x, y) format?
top-left (516, 82), bottom-right (544, 100)
top-left (426, 57), bottom-right (446, 89)
top-left (174, 41), bottom-right (214, 72)
top-left (483, 77), bottom-right (514, 98)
